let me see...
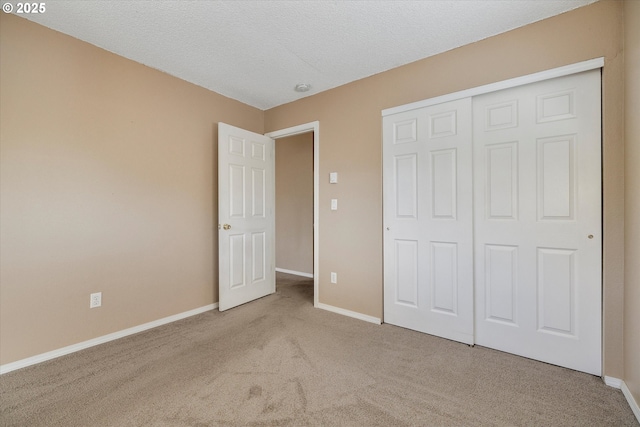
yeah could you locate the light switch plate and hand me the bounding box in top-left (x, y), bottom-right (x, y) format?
top-left (331, 199), bottom-right (338, 210)
top-left (329, 172), bottom-right (338, 184)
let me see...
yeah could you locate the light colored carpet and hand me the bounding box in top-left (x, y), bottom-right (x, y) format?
top-left (1, 272), bottom-right (637, 426)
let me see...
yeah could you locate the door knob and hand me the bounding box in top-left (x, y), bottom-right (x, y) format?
top-left (588, 234), bottom-right (593, 239)
top-left (223, 224), bottom-right (231, 230)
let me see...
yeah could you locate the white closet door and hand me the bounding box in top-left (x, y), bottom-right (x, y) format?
top-left (473, 70), bottom-right (602, 375)
top-left (383, 98), bottom-right (474, 344)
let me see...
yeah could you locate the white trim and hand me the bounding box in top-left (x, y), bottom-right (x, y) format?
top-left (276, 268), bottom-right (314, 278)
top-left (622, 381), bottom-right (640, 423)
top-left (604, 377), bottom-right (640, 423)
top-left (605, 376), bottom-right (623, 388)
top-left (266, 121), bottom-right (320, 308)
top-left (382, 58), bottom-right (604, 116)
top-left (266, 122), bottom-right (318, 139)
top-left (0, 303), bottom-right (217, 375)
top-left (317, 302), bottom-right (382, 325)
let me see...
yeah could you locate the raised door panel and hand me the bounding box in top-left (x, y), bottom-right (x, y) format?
top-left (430, 149), bottom-right (457, 220)
top-left (251, 232), bottom-right (266, 283)
top-left (484, 244), bottom-right (518, 325)
top-left (395, 240), bottom-right (419, 307)
top-left (229, 164), bottom-right (245, 218)
top-left (537, 135), bottom-right (575, 221)
top-left (486, 142), bottom-right (518, 220)
top-left (394, 154), bottom-right (418, 219)
top-left (229, 234), bottom-right (246, 289)
top-left (431, 242), bottom-right (458, 314)
top-left (537, 248), bottom-right (576, 336)
top-left (251, 167), bottom-right (266, 218)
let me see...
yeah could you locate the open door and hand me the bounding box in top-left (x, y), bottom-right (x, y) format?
top-left (218, 123), bottom-right (275, 311)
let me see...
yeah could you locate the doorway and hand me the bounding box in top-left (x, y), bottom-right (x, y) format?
top-left (274, 132), bottom-right (314, 283)
top-left (266, 122), bottom-right (320, 307)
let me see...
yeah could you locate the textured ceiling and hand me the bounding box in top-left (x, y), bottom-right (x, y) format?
top-left (19, 0), bottom-right (597, 110)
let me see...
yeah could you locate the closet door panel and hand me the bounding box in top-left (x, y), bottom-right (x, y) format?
top-left (473, 70), bottom-right (602, 375)
top-left (383, 99), bottom-right (474, 345)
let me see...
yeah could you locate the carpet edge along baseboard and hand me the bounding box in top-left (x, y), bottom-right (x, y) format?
top-left (0, 303), bottom-right (218, 374)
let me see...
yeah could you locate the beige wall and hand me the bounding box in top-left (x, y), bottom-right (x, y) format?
top-left (275, 133), bottom-right (314, 275)
top-left (264, 0), bottom-right (625, 378)
top-left (0, 14), bottom-right (263, 365)
top-left (624, 0), bottom-right (640, 406)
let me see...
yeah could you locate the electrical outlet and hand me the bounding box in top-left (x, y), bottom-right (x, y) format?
top-left (331, 272), bottom-right (337, 284)
top-left (90, 292), bottom-right (102, 308)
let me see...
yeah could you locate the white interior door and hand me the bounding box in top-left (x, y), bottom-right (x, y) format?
top-left (383, 98), bottom-right (474, 345)
top-left (473, 70), bottom-right (602, 375)
top-left (218, 123), bottom-right (275, 311)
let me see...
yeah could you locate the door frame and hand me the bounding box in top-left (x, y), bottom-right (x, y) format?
top-left (266, 121), bottom-right (320, 307)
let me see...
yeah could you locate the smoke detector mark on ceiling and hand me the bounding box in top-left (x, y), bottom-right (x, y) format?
top-left (294, 83), bottom-right (311, 93)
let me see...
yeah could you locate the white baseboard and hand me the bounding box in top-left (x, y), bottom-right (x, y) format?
top-left (316, 302), bottom-right (381, 325)
top-left (604, 376), bottom-right (640, 423)
top-left (276, 268), bottom-right (314, 278)
top-left (605, 376), bottom-right (623, 388)
top-left (0, 303), bottom-right (218, 375)
top-left (622, 381), bottom-right (640, 423)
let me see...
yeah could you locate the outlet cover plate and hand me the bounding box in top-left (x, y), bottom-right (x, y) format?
top-left (90, 292), bottom-right (102, 308)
